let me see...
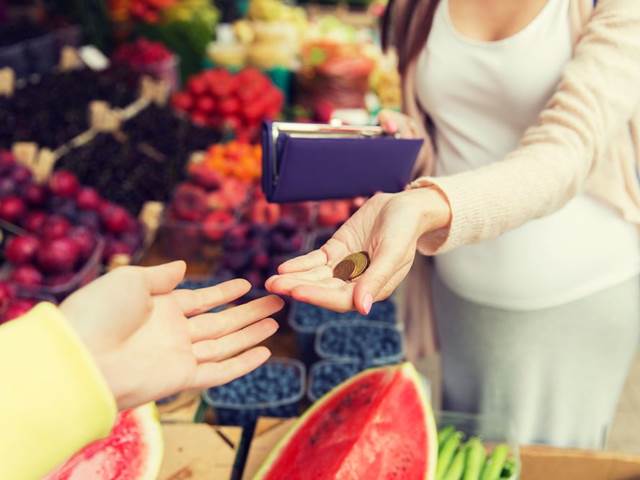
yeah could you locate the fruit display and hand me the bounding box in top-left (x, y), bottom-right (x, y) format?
top-left (315, 320), bottom-right (404, 364)
top-left (217, 218), bottom-right (308, 290)
top-left (129, 0), bottom-right (177, 24)
top-left (55, 104), bottom-right (220, 215)
top-left (253, 362), bottom-right (437, 480)
top-left (245, 190), bottom-right (317, 229)
top-left (370, 53), bottom-right (402, 110)
top-left (0, 154), bottom-right (144, 296)
top-left (0, 67), bottom-right (140, 149)
top-left (202, 358), bottom-right (305, 426)
top-left (171, 67), bottom-right (284, 141)
top-left (45, 403), bottom-right (164, 480)
top-left (196, 141), bottom-right (262, 182)
top-left (435, 426), bottom-right (518, 480)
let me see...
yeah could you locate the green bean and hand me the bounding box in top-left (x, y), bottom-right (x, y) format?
top-left (480, 444), bottom-right (510, 480)
top-left (463, 438), bottom-right (486, 480)
top-left (437, 431), bottom-right (463, 480)
top-left (443, 445), bottom-right (466, 480)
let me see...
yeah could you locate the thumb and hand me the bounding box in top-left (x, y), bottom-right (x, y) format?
top-left (353, 247), bottom-right (400, 315)
top-left (142, 261), bottom-right (186, 294)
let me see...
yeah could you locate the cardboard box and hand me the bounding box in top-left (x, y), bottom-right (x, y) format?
top-left (160, 423), bottom-right (242, 480)
top-left (242, 418), bottom-right (640, 480)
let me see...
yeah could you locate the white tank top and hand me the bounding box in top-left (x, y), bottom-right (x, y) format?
top-left (416, 0), bottom-right (640, 309)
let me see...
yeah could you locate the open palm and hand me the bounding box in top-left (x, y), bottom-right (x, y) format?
top-left (61, 262), bottom-right (283, 410)
top-left (266, 192), bottom-right (429, 314)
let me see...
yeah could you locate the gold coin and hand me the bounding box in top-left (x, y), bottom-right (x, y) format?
top-left (333, 259), bottom-right (356, 281)
top-left (333, 251), bottom-right (370, 281)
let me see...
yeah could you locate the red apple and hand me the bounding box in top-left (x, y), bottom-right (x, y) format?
top-left (10, 265), bottom-right (43, 286)
top-left (0, 281), bottom-right (15, 315)
top-left (69, 226), bottom-right (97, 260)
top-left (101, 203), bottom-right (133, 234)
top-left (22, 211), bottom-right (46, 234)
top-left (76, 187), bottom-right (102, 211)
top-left (172, 91), bottom-right (193, 112)
top-left (24, 183), bottom-right (47, 206)
top-left (37, 238), bottom-right (80, 273)
top-left (0, 196), bottom-right (26, 223)
top-left (41, 215), bottom-right (71, 240)
top-left (5, 235), bottom-right (40, 265)
top-left (49, 170), bottom-right (79, 198)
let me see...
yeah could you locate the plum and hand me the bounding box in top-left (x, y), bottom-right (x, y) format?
top-left (22, 211), bottom-right (46, 234)
top-left (24, 183), bottom-right (47, 207)
top-left (41, 215), bottom-right (71, 240)
top-left (10, 264), bottom-right (43, 286)
top-left (0, 196), bottom-right (26, 223)
top-left (76, 187), bottom-right (102, 211)
top-left (101, 203), bottom-right (133, 234)
top-left (49, 170), bottom-right (79, 198)
top-left (69, 226), bottom-right (97, 260)
top-left (5, 235), bottom-right (40, 265)
top-left (37, 238), bottom-right (80, 273)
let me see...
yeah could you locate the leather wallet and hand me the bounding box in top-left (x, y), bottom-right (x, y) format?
top-left (261, 121), bottom-right (423, 203)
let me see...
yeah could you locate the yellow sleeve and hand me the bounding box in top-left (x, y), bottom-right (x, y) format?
top-left (0, 303), bottom-right (117, 479)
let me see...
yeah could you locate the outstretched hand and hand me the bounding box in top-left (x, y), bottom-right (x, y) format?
top-left (61, 261), bottom-right (283, 410)
top-left (266, 189), bottom-right (450, 314)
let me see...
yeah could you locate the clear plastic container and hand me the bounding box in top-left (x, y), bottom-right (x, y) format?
top-left (26, 33), bottom-right (57, 74)
top-left (11, 237), bottom-right (104, 301)
top-left (436, 411), bottom-right (521, 480)
top-left (202, 357), bottom-right (306, 427)
top-left (0, 42), bottom-right (28, 77)
top-left (315, 319), bottom-right (404, 365)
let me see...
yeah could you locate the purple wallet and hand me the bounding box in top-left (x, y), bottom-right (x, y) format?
top-left (261, 121), bottom-right (424, 203)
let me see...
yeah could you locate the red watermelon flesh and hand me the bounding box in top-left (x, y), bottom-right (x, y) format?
top-left (254, 362), bottom-right (437, 480)
top-left (45, 403), bottom-right (163, 480)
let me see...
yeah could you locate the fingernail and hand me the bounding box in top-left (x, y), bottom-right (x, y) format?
top-left (362, 294), bottom-right (373, 315)
top-left (387, 120), bottom-right (398, 133)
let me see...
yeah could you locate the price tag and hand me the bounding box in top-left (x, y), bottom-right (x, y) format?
top-left (79, 45), bottom-right (110, 71)
top-left (12, 142), bottom-right (38, 171)
top-left (139, 201), bottom-right (164, 247)
top-left (89, 101), bottom-right (120, 132)
top-left (35, 148), bottom-right (57, 184)
top-left (59, 46), bottom-right (83, 72)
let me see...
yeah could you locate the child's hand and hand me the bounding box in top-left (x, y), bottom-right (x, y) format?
top-left (61, 261), bottom-right (283, 410)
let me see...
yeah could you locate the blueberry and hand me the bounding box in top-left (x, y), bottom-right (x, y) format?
top-left (309, 360), bottom-right (365, 401)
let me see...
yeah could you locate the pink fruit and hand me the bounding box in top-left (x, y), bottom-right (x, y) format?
top-left (37, 238), bottom-right (80, 274)
top-left (172, 184), bottom-right (208, 222)
top-left (10, 265), bottom-right (43, 286)
top-left (3, 298), bottom-right (36, 322)
top-left (0, 196), bottom-right (26, 223)
top-left (49, 170), bottom-right (79, 197)
top-left (22, 211), bottom-right (47, 233)
top-left (24, 183), bottom-right (47, 206)
top-left (203, 210), bottom-right (235, 241)
top-left (11, 164), bottom-right (32, 184)
top-left (0, 281), bottom-right (15, 315)
top-left (101, 203), bottom-right (133, 234)
top-left (76, 187), bottom-right (102, 211)
top-left (5, 235), bottom-right (40, 265)
top-left (41, 215), bottom-right (71, 240)
top-left (69, 226), bottom-right (97, 260)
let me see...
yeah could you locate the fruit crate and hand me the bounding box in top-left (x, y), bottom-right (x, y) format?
top-left (315, 319), bottom-right (405, 365)
top-left (202, 357), bottom-right (306, 427)
top-left (288, 298), bottom-right (399, 365)
top-left (436, 411), bottom-right (521, 480)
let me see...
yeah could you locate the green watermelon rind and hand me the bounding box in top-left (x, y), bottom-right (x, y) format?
top-left (252, 362), bottom-right (438, 480)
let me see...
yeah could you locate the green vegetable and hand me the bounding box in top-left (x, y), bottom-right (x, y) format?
top-left (438, 426), bottom-right (456, 451)
top-left (500, 458), bottom-right (518, 479)
top-left (480, 444), bottom-right (510, 480)
top-left (437, 431), bottom-right (463, 480)
top-left (463, 438), bottom-right (486, 480)
top-left (443, 446), bottom-right (466, 480)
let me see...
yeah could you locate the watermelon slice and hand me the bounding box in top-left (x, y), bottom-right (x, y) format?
top-left (46, 403), bottom-right (163, 480)
top-left (254, 362), bottom-right (437, 480)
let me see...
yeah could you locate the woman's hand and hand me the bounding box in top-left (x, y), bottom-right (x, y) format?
top-left (266, 189), bottom-right (450, 314)
top-left (61, 261), bottom-right (283, 410)
top-left (379, 109), bottom-right (421, 138)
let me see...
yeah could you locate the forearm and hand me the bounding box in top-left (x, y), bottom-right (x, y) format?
top-left (0, 303), bottom-right (116, 479)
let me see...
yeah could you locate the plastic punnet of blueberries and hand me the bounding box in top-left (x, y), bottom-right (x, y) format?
top-left (203, 358), bottom-right (305, 427)
top-left (291, 299), bottom-right (397, 332)
top-left (315, 320), bottom-right (404, 365)
top-left (308, 359), bottom-right (366, 402)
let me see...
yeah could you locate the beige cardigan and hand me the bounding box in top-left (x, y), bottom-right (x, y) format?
top-left (398, 0), bottom-right (640, 360)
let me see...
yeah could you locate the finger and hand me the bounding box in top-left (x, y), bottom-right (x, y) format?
top-left (291, 283), bottom-right (355, 312)
top-left (192, 318), bottom-right (279, 362)
top-left (269, 273), bottom-right (345, 296)
top-left (142, 261), bottom-right (186, 294)
top-left (189, 295), bottom-right (284, 341)
top-left (190, 346), bottom-right (272, 389)
top-left (353, 247), bottom-right (411, 315)
top-left (277, 249), bottom-right (327, 274)
top-left (378, 110), bottom-right (398, 134)
top-left (174, 279), bottom-right (251, 316)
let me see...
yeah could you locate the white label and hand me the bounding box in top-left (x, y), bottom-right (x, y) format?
top-left (79, 45), bottom-right (110, 71)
